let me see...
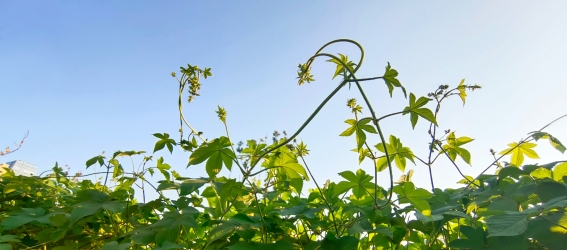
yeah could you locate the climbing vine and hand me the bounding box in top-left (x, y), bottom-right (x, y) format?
top-left (1, 39), bottom-right (566, 250)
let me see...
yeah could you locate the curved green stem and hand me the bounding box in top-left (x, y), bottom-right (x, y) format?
top-left (346, 76), bottom-right (384, 82)
top-left (178, 75), bottom-right (208, 143)
top-left (249, 52), bottom-right (357, 170)
top-left (352, 81), bottom-right (394, 209)
top-left (249, 39), bottom-right (366, 168)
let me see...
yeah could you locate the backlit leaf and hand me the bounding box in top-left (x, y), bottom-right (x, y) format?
top-left (499, 142), bottom-right (539, 166)
top-left (442, 132), bottom-right (474, 165)
top-left (382, 62), bottom-right (407, 97)
top-left (375, 135), bottom-right (415, 172)
top-left (188, 136), bottom-right (235, 178)
top-left (402, 93), bottom-right (437, 129)
top-left (457, 79), bottom-right (467, 105)
top-left (340, 118), bottom-right (377, 150)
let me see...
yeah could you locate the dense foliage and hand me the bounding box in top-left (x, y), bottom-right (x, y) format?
top-left (1, 39), bottom-right (567, 250)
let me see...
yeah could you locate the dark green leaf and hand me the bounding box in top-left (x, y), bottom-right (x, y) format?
top-left (486, 213), bottom-right (528, 237)
top-left (153, 133), bottom-right (175, 154)
top-left (102, 241), bottom-right (131, 250)
top-left (537, 181), bottom-right (567, 203)
top-left (0, 208), bottom-right (50, 230)
top-left (85, 155), bottom-right (105, 168)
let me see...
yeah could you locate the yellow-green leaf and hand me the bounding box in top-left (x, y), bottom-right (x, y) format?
top-left (457, 79), bottom-right (467, 106)
top-left (499, 142), bottom-right (539, 166)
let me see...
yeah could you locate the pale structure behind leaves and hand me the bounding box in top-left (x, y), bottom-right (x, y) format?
top-left (0, 160), bottom-right (37, 176)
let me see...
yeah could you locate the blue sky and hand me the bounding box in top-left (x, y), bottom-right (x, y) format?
top-left (1, 1), bottom-right (566, 196)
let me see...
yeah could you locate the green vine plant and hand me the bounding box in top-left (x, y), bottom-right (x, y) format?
top-left (1, 39), bottom-right (566, 250)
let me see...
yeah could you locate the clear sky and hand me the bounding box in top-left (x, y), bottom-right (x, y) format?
top-left (1, 1), bottom-right (566, 196)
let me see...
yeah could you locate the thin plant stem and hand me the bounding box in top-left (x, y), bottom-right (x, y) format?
top-left (436, 141), bottom-right (480, 188)
top-left (178, 74), bottom-right (208, 143)
top-left (538, 214), bottom-right (567, 231)
top-left (298, 152), bottom-right (340, 236)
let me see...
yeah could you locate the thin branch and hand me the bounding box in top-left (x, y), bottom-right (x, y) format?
top-left (345, 76), bottom-right (384, 82)
top-left (375, 111), bottom-right (405, 123)
top-left (0, 131), bottom-right (29, 156)
top-left (298, 153), bottom-right (340, 236)
top-left (538, 214), bottom-right (567, 231)
top-left (178, 75), bottom-right (208, 143)
top-left (436, 142), bottom-right (480, 188)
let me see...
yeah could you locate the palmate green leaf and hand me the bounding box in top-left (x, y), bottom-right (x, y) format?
top-left (0, 235), bottom-right (20, 244)
top-left (327, 53), bottom-right (356, 80)
top-left (351, 147), bottom-right (372, 164)
top-left (553, 162), bottom-right (567, 182)
top-left (216, 178), bottom-right (249, 208)
top-left (241, 140), bottom-right (267, 164)
top-left (382, 62), bottom-right (407, 98)
top-left (109, 158), bottom-right (123, 179)
top-left (263, 147), bottom-right (309, 194)
top-left (499, 142), bottom-right (539, 166)
top-left (131, 228), bottom-right (159, 245)
top-left (69, 190), bottom-right (125, 225)
top-left (179, 178), bottom-right (208, 195)
top-left (375, 135), bottom-right (415, 172)
top-left (393, 182), bottom-right (433, 216)
top-left (536, 181), bottom-right (567, 203)
top-left (486, 213), bottom-right (528, 237)
top-left (85, 155), bottom-right (105, 168)
top-left (402, 93), bottom-right (437, 129)
top-left (340, 118), bottom-right (377, 150)
top-left (188, 136), bottom-right (235, 178)
top-left (226, 241), bottom-right (294, 250)
top-left (102, 241), bottom-right (131, 250)
top-left (415, 211), bottom-right (444, 224)
top-left (208, 222), bottom-right (236, 242)
top-left (531, 131), bottom-right (566, 153)
top-left (442, 132), bottom-right (474, 165)
top-left (321, 233), bottom-right (359, 250)
top-left (531, 167), bottom-right (552, 180)
top-left (457, 78), bottom-right (467, 105)
top-left (279, 204), bottom-right (320, 219)
top-left (488, 197), bottom-right (518, 212)
top-left (0, 207), bottom-right (52, 230)
top-left (448, 226), bottom-right (486, 249)
top-left (49, 214), bottom-right (69, 227)
top-left (157, 157), bottom-right (172, 182)
top-left (525, 212), bottom-right (567, 249)
top-left (153, 133), bottom-right (176, 154)
top-left (336, 169), bottom-right (374, 199)
top-left (150, 209), bottom-right (199, 245)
